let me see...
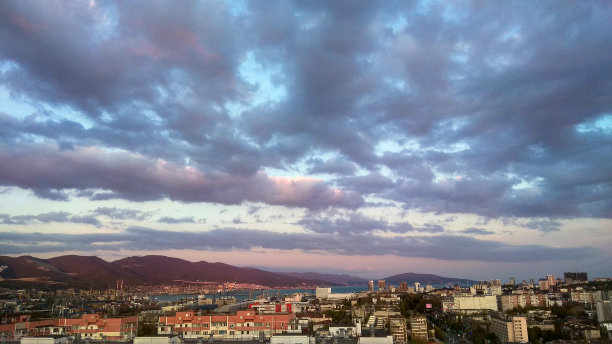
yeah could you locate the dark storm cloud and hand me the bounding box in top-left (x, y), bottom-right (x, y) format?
top-left (0, 1), bottom-right (610, 219)
top-left (0, 144), bottom-right (362, 209)
top-left (0, 226), bottom-right (600, 263)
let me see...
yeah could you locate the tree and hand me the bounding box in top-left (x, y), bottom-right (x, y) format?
top-left (138, 315), bottom-right (158, 336)
top-left (434, 326), bottom-right (445, 340)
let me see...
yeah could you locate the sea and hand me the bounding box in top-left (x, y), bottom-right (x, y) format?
top-left (150, 286), bottom-right (368, 303)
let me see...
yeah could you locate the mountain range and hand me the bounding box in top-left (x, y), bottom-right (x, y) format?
top-left (0, 255), bottom-right (476, 289)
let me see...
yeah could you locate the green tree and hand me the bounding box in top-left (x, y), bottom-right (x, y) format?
top-left (434, 326), bottom-right (445, 340)
top-left (138, 315), bottom-right (158, 336)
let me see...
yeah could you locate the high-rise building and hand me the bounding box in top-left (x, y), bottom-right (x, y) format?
top-left (414, 282), bottom-right (420, 292)
top-left (368, 280), bottom-right (374, 292)
top-left (509, 277), bottom-right (516, 286)
top-left (546, 275), bottom-right (557, 287)
top-left (378, 280), bottom-right (386, 291)
top-left (399, 282), bottom-right (408, 292)
top-left (564, 272), bottom-right (588, 283)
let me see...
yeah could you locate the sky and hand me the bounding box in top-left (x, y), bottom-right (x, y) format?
top-left (0, 0), bottom-right (611, 283)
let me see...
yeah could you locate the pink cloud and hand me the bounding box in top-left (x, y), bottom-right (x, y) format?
top-left (0, 144), bottom-right (363, 209)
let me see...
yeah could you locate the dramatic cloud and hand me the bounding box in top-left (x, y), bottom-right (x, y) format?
top-left (0, 227), bottom-right (600, 263)
top-left (0, 1), bottom-right (611, 278)
top-left (0, 144), bottom-right (363, 209)
top-left (0, 1), bottom-right (609, 218)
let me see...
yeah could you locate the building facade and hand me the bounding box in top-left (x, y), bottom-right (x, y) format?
top-left (0, 314), bottom-right (137, 341)
top-left (490, 316), bottom-right (528, 343)
top-left (500, 293), bottom-right (549, 311)
top-left (596, 301), bottom-right (612, 323)
top-left (408, 315), bottom-right (427, 342)
top-left (564, 272), bottom-right (588, 283)
top-left (158, 310), bottom-right (292, 339)
top-left (443, 295), bottom-right (498, 312)
top-left (389, 317), bottom-right (407, 344)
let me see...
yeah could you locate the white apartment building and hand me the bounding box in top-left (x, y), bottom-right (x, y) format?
top-left (443, 295), bottom-right (498, 312)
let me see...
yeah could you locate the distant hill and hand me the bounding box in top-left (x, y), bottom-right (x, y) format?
top-left (0, 255), bottom-right (476, 289)
top-left (0, 255), bottom-right (328, 289)
top-left (113, 255), bottom-right (328, 287)
top-left (382, 272), bottom-right (477, 286)
top-left (278, 272), bottom-right (369, 286)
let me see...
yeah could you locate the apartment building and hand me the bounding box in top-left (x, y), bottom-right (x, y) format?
top-left (389, 317), bottom-right (407, 344)
top-left (408, 315), bottom-right (427, 342)
top-left (500, 292), bottom-right (549, 311)
top-left (0, 314), bottom-right (137, 341)
top-left (443, 295), bottom-right (498, 312)
top-left (158, 310), bottom-right (292, 339)
top-left (490, 316), bottom-right (528, 343)
top-left (571, 290), bottom-right (603, 304)
top-left (596, 301), bottom-right (612, 323)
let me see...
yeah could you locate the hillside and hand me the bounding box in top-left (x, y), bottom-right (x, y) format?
top-left (0, 255), bottom-right (327, 288)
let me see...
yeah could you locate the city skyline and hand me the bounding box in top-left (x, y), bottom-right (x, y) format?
top-left (1, 1), bottom-right (611, 282)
